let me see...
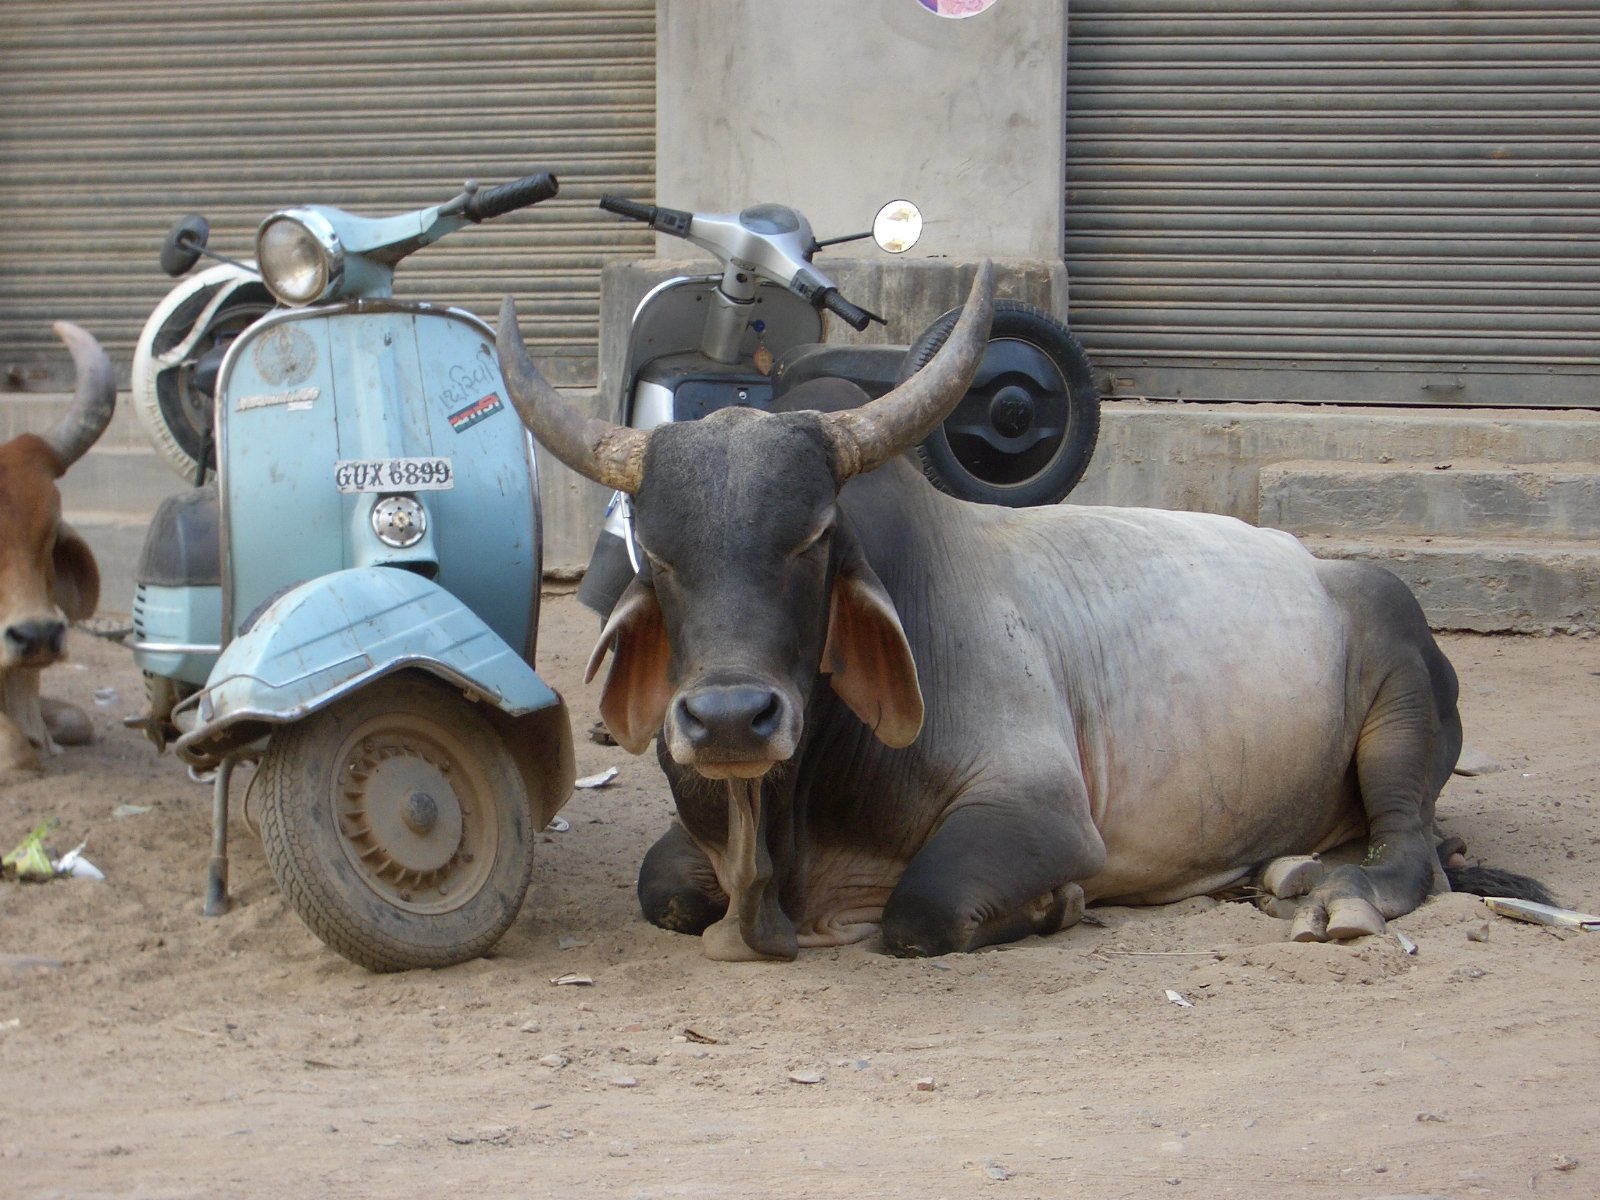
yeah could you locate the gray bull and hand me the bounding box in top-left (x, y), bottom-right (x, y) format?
top-left (499, 265), bottom-right (1512, 961)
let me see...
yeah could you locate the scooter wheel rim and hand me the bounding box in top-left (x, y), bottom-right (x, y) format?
top-left (329, 714), bottom-right (499, 915)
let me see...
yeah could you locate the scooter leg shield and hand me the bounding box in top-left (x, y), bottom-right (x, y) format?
top-left (174, 567), bottom-right (567, 767)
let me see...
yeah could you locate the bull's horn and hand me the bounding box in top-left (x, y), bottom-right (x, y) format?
top-left (41, 322), bottom-right (116, 469)
top-left (822, 260), bottom-right (994, 482)
top-left (497, 296), bottom-right (647, 494)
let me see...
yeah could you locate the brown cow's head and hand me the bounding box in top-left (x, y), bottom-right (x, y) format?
top-left (1, 323), bottom-right (113, 769)
top-left (498, 264), bottom-right (993, 779)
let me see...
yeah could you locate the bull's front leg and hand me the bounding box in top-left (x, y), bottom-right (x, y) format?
top-left (637, 821), bottom-right (729, 935)
top-left (881, 780), bottom-right (1107, 957)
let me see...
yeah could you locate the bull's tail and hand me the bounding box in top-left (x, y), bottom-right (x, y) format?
top-left (1445, 864), bottom-right (1556, 906)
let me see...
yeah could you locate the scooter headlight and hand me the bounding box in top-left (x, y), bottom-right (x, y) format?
top-left (257, 210), bottom-right (343, 306)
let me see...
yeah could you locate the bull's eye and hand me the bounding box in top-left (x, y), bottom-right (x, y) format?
top-left (794, 523), bottom-right (833, 560)
top-left (640, 548), bottom-right (671, 578)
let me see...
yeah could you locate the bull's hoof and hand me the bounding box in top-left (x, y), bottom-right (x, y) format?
top-left (1286, 895), bottom-right (1387, 943)
top-left (1325, 896), bottom-right (1387, 940)
top-left (701, 915), bottom-right (791, 963)
top-left (1259, 854), bottom-right (1326, 899)
top-left (1258, 894), bottom-right (1304, 920)
top-left (1056, 882), bottom-right (1087, 931)
top-left (1288, 905), bottom-right (1328, 943)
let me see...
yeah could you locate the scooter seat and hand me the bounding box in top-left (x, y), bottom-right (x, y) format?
top-left (136, 480), bottom-right (221, 588)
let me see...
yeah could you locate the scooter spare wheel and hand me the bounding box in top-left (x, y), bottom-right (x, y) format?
top-left (131, 269), bottom-right (274, 481)
top-left (255, 673), bottom-right (536, 971)
top-left (903, 299), bottom-right (1101, 508)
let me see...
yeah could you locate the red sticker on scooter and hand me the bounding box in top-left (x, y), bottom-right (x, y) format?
top-left (448, 392), bottom-right (503, 433)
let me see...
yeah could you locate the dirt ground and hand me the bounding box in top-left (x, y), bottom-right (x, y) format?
top-left (3, 587), bottom-right (1597, 1199)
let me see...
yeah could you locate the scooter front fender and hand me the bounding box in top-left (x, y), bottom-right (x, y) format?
top-left (173, 568), bottom-right (574, 824)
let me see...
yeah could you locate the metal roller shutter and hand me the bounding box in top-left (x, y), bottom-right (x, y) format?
top-left (1065, 0), bottom-right (1600, 407)
top-left (0, 0), bottom-right (653, 390)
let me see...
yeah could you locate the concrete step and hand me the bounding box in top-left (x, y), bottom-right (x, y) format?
top-left (1303, 535), bottom-right (1600, 635)
top-left (1261, 460), bottom-right (1600, 541)
top-left (1071, 401), bottom-right (1600, 526)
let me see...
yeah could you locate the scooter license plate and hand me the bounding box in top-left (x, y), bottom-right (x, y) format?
top-left (333, 457), bottom-right (455, 493)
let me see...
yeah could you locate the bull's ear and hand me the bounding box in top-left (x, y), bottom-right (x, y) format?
top-left (822, 560), bottom-right (923, 748)
top-left (585, 579), bottom-right (673, 756)
top-left (51, 521), bottom-right (99, 621)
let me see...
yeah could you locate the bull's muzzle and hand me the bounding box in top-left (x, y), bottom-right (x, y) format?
top-left (3, 617), bottom-right (66, 667)
top-left (668, 683), bottom-right (798, 779)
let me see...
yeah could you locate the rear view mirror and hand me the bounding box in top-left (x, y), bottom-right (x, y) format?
top-left (872, 201), bottom-right (923, 254)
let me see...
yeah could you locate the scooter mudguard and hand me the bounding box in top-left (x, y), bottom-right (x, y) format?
top-left (173, 567), bottom-right (574, 823)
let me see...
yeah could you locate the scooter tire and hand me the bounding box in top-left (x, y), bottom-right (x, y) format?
top-left (902, 299), bottom-right (1100, 508)
top-left (255, 672), bottom-right (536, 972)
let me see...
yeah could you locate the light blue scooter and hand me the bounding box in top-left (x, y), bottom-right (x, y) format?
top-left (126, 172), bottom-right (575, 971)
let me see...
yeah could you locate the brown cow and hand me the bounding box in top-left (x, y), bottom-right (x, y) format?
top-left (1, 323), bottom-right (115, 771)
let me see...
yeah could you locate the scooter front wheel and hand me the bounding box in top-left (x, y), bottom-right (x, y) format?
top-left (255, 672), bottom-right (536, 972)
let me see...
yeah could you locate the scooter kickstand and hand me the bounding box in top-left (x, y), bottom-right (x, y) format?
top-left (203, 754), bottom-right (237, 917)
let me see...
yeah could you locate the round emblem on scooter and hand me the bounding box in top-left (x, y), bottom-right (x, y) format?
top-left (371, 495), bottom-right (427, 548)
top-left (252, 324), bottom-right (318, 387)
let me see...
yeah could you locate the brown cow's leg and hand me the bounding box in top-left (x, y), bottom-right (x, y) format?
top-left (2, 669), bottom-right (52, 766)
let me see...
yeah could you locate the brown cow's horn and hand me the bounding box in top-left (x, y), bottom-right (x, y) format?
top-left (41, 322), bottom-right (116, 469)
top-left (822, 260), bottom-right (995, 482)
top-left (496, 296), bottom-right (648, 494)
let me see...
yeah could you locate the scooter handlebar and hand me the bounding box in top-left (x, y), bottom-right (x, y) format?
top-left (599, 195), bottom-right (693, 237)
top-left (820, 288), bottom-right (874, 332)
top-left (464, 171), bottom-right (560, 222)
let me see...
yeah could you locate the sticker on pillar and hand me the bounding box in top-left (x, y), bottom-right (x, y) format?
top-left (917, 0), bottom-right (999, 17)
top-left (448, 392), bottom-right (504, 433)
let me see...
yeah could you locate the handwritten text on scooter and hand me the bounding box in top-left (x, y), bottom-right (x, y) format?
top-left (334, 457), bottom-right (454, 493)
top-left (439, 357), bottom-right (500, 411)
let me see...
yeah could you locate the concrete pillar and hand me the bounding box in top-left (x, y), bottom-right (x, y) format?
top-left (655, 0), bottom-right (1068, 261)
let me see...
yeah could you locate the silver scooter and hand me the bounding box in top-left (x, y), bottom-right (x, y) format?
top-left (578, 195), bottom-right (1101, 619)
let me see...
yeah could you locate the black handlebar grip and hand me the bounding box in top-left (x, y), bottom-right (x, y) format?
top-left (599, 194), bottom-right (657, 222)
top-left (464, 171), bottom-right (559, 222)
top-left (822, 289), bottom-right (873, 332)
top-left (599, 195), bottom-right (693, 238)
